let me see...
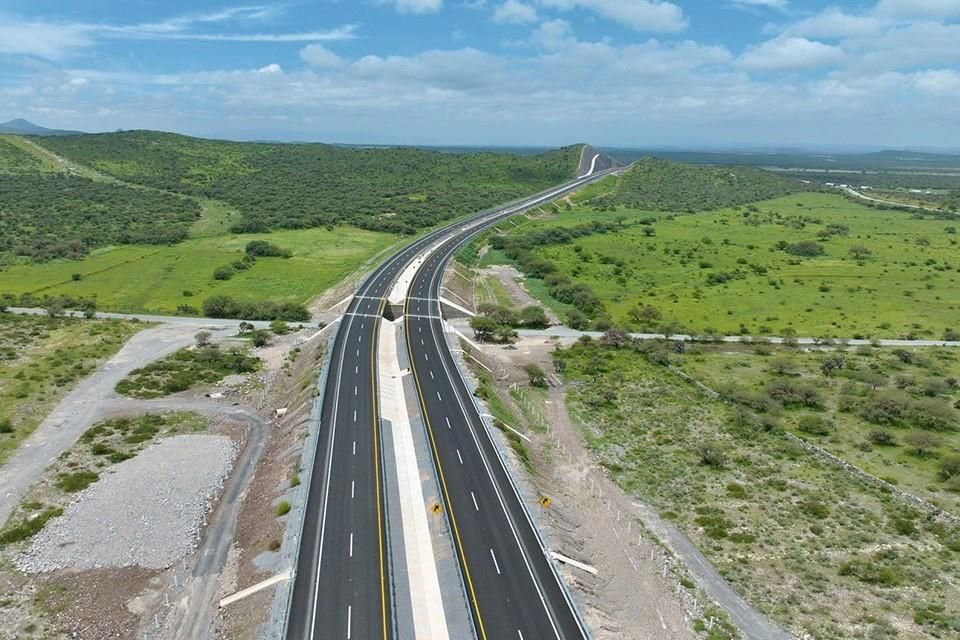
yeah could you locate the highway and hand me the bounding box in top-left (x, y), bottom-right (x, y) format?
top-left (403, 226), bottom-right (589, 640)
top-left (285, 162), bottom-right (617, 640)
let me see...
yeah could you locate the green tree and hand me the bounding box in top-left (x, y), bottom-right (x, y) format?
top-left (523, 363), bottom-right (547, 388)
top-left (518, 305), bottom-right (549, 329)
top-left (904, 431), bottom-right (941, 457)
top-left (469, 316), bottom-right (500, 342)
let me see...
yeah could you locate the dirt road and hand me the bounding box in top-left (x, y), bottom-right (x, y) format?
top-left (0, 322), bottom-right (234, 526)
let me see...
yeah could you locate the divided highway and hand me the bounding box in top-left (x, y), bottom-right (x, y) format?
top-left (285, 163), bottom-right (617, 640)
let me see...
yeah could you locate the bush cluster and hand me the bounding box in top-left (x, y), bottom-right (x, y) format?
top-left (201, 295), bottom-right (309, 322)
top-left (116, 346), bottom-right (260, 398)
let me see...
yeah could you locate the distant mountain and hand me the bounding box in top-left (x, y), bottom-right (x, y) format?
top-left (0, 118), bottom-right (83, 136)
top-left (864, 149), bottom-right (960, 163)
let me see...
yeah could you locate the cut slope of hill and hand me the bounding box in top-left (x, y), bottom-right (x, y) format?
top-left (38, 131), bottom-right (584, 235)
top-left (603, 158), bottom-right (807, 212)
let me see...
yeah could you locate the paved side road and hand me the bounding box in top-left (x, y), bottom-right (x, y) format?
top-left (7, 307), bottom-right (271, 329)
top-left (447, 319), bottom-right (960, 348)
top-left (0, 323), bottom-right (233, 526)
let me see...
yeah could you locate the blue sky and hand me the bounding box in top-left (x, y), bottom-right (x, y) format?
top-left (1, 0), bottom-right (959, 148)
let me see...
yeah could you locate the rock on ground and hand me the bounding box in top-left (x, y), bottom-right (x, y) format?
top-left (17, 435), bottom-right (237, 573)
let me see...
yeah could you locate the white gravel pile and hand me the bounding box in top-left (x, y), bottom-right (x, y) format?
top-left (17, 435), bottom-right (237, 573)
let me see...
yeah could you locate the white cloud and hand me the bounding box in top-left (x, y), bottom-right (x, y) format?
top-left (104, 25), bottom-right (357, 43)
top-left (786, 8), bottom-right (884, 39)
top-left (256, 63), bottom-right (283, 74)
top-left (0, 10), bottom-right (356, 62)
top-left (300, 44), bottom-right (345, 68)
top-left (843, 21), bottom-right (960, 70)
top-left (0, 20), bottom-right (92, 59)
top-left (873, 0), bottom-right (960, 19)
top-left (494, 0), bottom-right (538, 23)
top-left (913, 69), bottom-right (960, 94)
top-left (738, 36), bottom-right (845, 71)
top-left (376, 0), bottom-right (444, 14)
top-left (537, 0), bottom-right (687, 32)
top-left (729, 0), bottom-right (788, 11)
top-left (532, 19), bottom-right (574, 50)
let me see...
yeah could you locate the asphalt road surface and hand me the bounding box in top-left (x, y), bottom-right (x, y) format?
top-left (403, 228), bottom-right (590, 640)
top-left (286, 165), bottom-right (617, 640)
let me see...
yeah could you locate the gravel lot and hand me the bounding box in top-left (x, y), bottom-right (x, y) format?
top-left (17, 435), bottom-right (237, 573)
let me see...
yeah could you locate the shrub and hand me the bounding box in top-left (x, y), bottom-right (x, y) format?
top-left (797, 414), bottom-right (832, 436)
top-left (939, 455), bottom-right (960, 481)
top-left (726, 483), bottom-right (747, 499)
top-left (523, 363), bottom-right (548, 388)
top-left (519, 305), bottom-right (549, 329)
top-left (270, 319), bottom-right (290, 335)
top-left (784, 241), bottom-right (825, 257)
top-left (697, 442), bottom-right (727, 468)
top-left (276, 501), bottom-right (291, 516)
top-left (202, 295), bottom-right (310, 322)
top-left (0, 417), bottom-right (13, 434)
top-left (251, 330), bottom-right (271, 347)
top-left (910, 397), bottom-right (957, 431)
top-left (860, 390), bottom-right (912, 425)
top-left (56, 470), bottom-right (99, 492)
top-left (904, 431), bottom-right (941, 457)
top-left (838, 551), bottom-right (904, 586)
top-left (212, 266), bottom-right (234, 281)
top-left (0, 507), bottom-right (63, 543)
top-left (869, 430), bottom-right (896, 446)
top-left (763, 379), bottom-right (824, 408)
top-left (245, 240), bottom-right (292, 258)
top-left (801, 499), bottom-right (830, 519)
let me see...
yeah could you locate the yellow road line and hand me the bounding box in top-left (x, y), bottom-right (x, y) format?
top-left (404, 295), bottom-right (489, 640)
top-left (373, 295), bottom-right (389, 640)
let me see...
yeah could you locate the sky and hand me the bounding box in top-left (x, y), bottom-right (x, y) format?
top-left (1, 0), bottom-right (959, 149)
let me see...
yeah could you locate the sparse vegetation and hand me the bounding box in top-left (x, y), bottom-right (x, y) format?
top-left (557, 339), bottom-right (960, 639)
top-left (115, 345), bottom-right (260, 398)
top-left (0, 314), bottom-right (143, 464)
top-left (0, 412), bottom-right (207, 544)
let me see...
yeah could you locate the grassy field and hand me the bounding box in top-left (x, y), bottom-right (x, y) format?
top-left (0, 226), bottom-right (396, 315)
top-left (484, 191), bottom-right (960, 338)
top-left (677, 343), bottom-right (960, 513)
top-left (557, 340), bottom-right (960, 639)
top-left (0, 314), bottom-right (144, 464)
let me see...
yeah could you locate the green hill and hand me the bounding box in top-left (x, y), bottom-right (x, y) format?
top-left (603, 158), bottom-right (807, 212)
top-left (38, 131), bottom-right (583, 235)
top-left (0, 135), bottom-right (202, 262)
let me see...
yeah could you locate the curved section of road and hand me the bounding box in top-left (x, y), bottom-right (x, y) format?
top-left (286, 168), bottom-right (617, 639)
top-left (404, 229), bottom-right (590, 640)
